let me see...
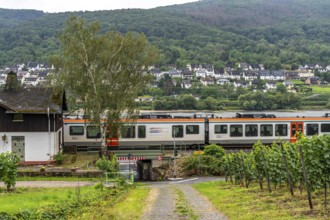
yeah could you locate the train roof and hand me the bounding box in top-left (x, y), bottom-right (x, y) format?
top-left (64, 112), bottom-right (330, 121)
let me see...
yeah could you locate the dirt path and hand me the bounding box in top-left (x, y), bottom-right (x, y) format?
top-left (176, 184), bottom-right (228, 220)
top-left (141, 182), bottom-right (228, 220)
top-left (141, 185), bottom-right (178, 219)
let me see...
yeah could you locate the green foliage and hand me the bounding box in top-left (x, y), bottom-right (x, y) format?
top-left (300, 135), bottom-right (330, 191)
top-left (222, 135), bottom-right (330, 209)
top-left (53, 151), bottom-right (64, 165)
top-left (0, 152), bottom-right (20, 191)
top-left (326, 102), bottom-right (330, 109)
top-left (203, 144), bottom-right (225, 159)
top-left (182, 144), bottom-right (225, 176)
top-left (1, 1), bottom-right (330, 67)
top-left (0, 185), bottom-right (133, 219)
top-left (238, 90), bottom-right (302, 110)
top-left (51, 16), bottom-right (157, 151)
top-left (95, 156), bottom-right (119, 173)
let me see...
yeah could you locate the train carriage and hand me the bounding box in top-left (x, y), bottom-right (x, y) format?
top-left (63, 113), bottom-right (330, 151)
top-left (208, 116), bottom-right (330, 147)
top-left (119, 118), bottom-right (205, 149)
top-left (63, 118), bottom-right (205, 150)
top-left (63, 119), bottom-right (102, 151)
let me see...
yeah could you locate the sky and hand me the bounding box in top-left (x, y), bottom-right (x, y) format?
top-left (0, 0), bottom-right (198, 13)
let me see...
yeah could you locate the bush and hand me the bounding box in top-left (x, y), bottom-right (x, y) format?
top-left (326, 101), bottom-right (330, 109)
top-left (53, 151), bottom-right (64, 165)
top-left (95, 156), bottom-right (119, 173)
top-left (0, 152), bottom-right (20, 191)
top-left (182, 154), bottom-right (223, 176)
top-left (203, 144), bottom-right (225, 159)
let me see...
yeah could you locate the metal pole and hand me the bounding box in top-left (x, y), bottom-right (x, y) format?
top-left (173, 127), bottom-right (177, 179)
top-left (198, 144), bottom-right (200, 175)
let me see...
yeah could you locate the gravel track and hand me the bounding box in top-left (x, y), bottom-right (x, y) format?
top-left (175, 184), bottom-right (228, 220)
top-left (141, 179), bottom-right (228, 220)
top-left (141, 185), bottom-right (179, 220)
top-left (2, 178), bottom-right (228, 219)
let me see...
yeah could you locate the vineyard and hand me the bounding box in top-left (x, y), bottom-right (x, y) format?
top-left (221, 135), bottom-right (330, 211)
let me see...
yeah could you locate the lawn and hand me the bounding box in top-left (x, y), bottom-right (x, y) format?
top-left (0, 184), bottom-right (150, 219)
top-left (193, 181), bottom-right (329, 220)
top-left (0, 187), bottom-right (93, 213)
top-left (76, 186), bottom-right (151, 219)
top-left (291, 80), bottom-right (305, 85)
top-left (310, 85), bottom-right (330, 94)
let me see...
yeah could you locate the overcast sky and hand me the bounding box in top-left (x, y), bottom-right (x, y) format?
top-left (0, 0), bottom-right (198, 12)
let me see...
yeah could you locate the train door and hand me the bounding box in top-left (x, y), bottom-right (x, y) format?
top-left (290, 122), bottom-right (303, 143)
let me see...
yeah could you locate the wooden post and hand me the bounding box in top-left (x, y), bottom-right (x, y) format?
top-left (240, 154), bottom-right (249, 188)
top-left (256, 169), bottom-right (263, 189)
top-left (235, 155), bottom-right (243, 186)
top-left (261, 147), bottom-right (272, 193)
top-left (324, 182), bottom-right (327, 209)
top-left (298, 145), bottom-right (313, 209)
top-left (280, 143), bottom-right (294, 196)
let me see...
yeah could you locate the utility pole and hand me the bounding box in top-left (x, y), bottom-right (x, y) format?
top-left (173, 126), bottom-right (177, 179)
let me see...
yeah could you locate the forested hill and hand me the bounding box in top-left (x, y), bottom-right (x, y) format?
top-left (0, 0), bottom-right (329, 68)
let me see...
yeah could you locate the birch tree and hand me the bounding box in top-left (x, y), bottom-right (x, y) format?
top-left (51, 16), bottom-right (157, 152)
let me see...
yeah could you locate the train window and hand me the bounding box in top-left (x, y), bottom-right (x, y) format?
top-left (260, 124), bottom-right (273, 136)
top-left (215, 125), bottom-right (227, 134)
top-left (245, 125), bottom-right (258, 137)
top-left (70, 126), bottom-right (84, 135)
top-left (87, 126), bottom-right (101, 138)
top-left (138, 126), bottom-right (146, 138)
top-left (321, 124), bottom-right (330, 132)
top-left (172, 125), bottom-right (183, 138)
top-left (230, 125), bottom-right (242, 137)
top-left (306, 124), bottom-right (318, 136)
top-left (186, 125), bottom-right (199, 134)
top-left (275, 124), bottom-right (288, 136)
top-left (122, 126), bottom-right (136, 138)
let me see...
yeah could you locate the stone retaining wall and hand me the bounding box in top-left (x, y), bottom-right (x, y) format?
top-left (18, 170), bottom-right (103, 178)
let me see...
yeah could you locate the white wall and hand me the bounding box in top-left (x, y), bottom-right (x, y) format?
top-left (0, 130), bottom-right (61, 162)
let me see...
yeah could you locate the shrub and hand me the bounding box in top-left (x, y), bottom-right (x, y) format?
top-left (182, 154), bottom-right (223, 176)
top-left (95, 156), bottom-right (119, 173)
top-left (53, 151), bottom-right (64, 165)
top-left (0, 152), bottom-right (20, 191)
top-left (203, 144), bottom-right (225, 159)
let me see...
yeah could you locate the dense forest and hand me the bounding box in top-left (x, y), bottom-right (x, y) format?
top-left (0, 0), bottom-right (330, 68)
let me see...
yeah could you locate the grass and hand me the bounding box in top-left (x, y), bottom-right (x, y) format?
top-left (291, 80), bottom-right (305, 85)
top-left (193, 181), bottom-right (329, 220)
top-left (73, 185), bottom-right (150, 219)
top-left (174, 187), bottom-right (198, 220)
top-left (61, 153), bottom-right (100, 169)
top-left (310, 85), bottom-right (330, 94)
top-left (0, 186), bottom-right (94, 213)
top-left (104, 186), bottom-right (150, 219)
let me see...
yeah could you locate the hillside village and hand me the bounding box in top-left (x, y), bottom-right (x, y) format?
top-left (0, 62), bottom-right (329, 94)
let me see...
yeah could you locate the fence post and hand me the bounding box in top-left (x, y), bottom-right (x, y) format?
top-left (130, 170), bottom-right (134, 183)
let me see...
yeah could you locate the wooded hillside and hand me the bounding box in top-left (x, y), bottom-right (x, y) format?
top-left (0, 0), bottom-right (329, 68)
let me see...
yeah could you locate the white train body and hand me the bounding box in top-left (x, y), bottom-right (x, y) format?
top-left (63, 114), bottom-right (330, 150)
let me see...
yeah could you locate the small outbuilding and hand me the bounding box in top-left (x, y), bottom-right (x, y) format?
top-left (0, 87), bottom-right (67, 164)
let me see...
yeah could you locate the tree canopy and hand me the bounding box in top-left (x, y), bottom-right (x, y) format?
top-left (51, 16), bottom-right (157, 140)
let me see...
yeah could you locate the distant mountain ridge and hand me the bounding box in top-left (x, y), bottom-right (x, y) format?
top-left (0, 0), bottom-right (329, 68)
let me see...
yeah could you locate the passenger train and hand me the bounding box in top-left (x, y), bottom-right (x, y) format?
top-left (63, 113), bottom-right (330, 150)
